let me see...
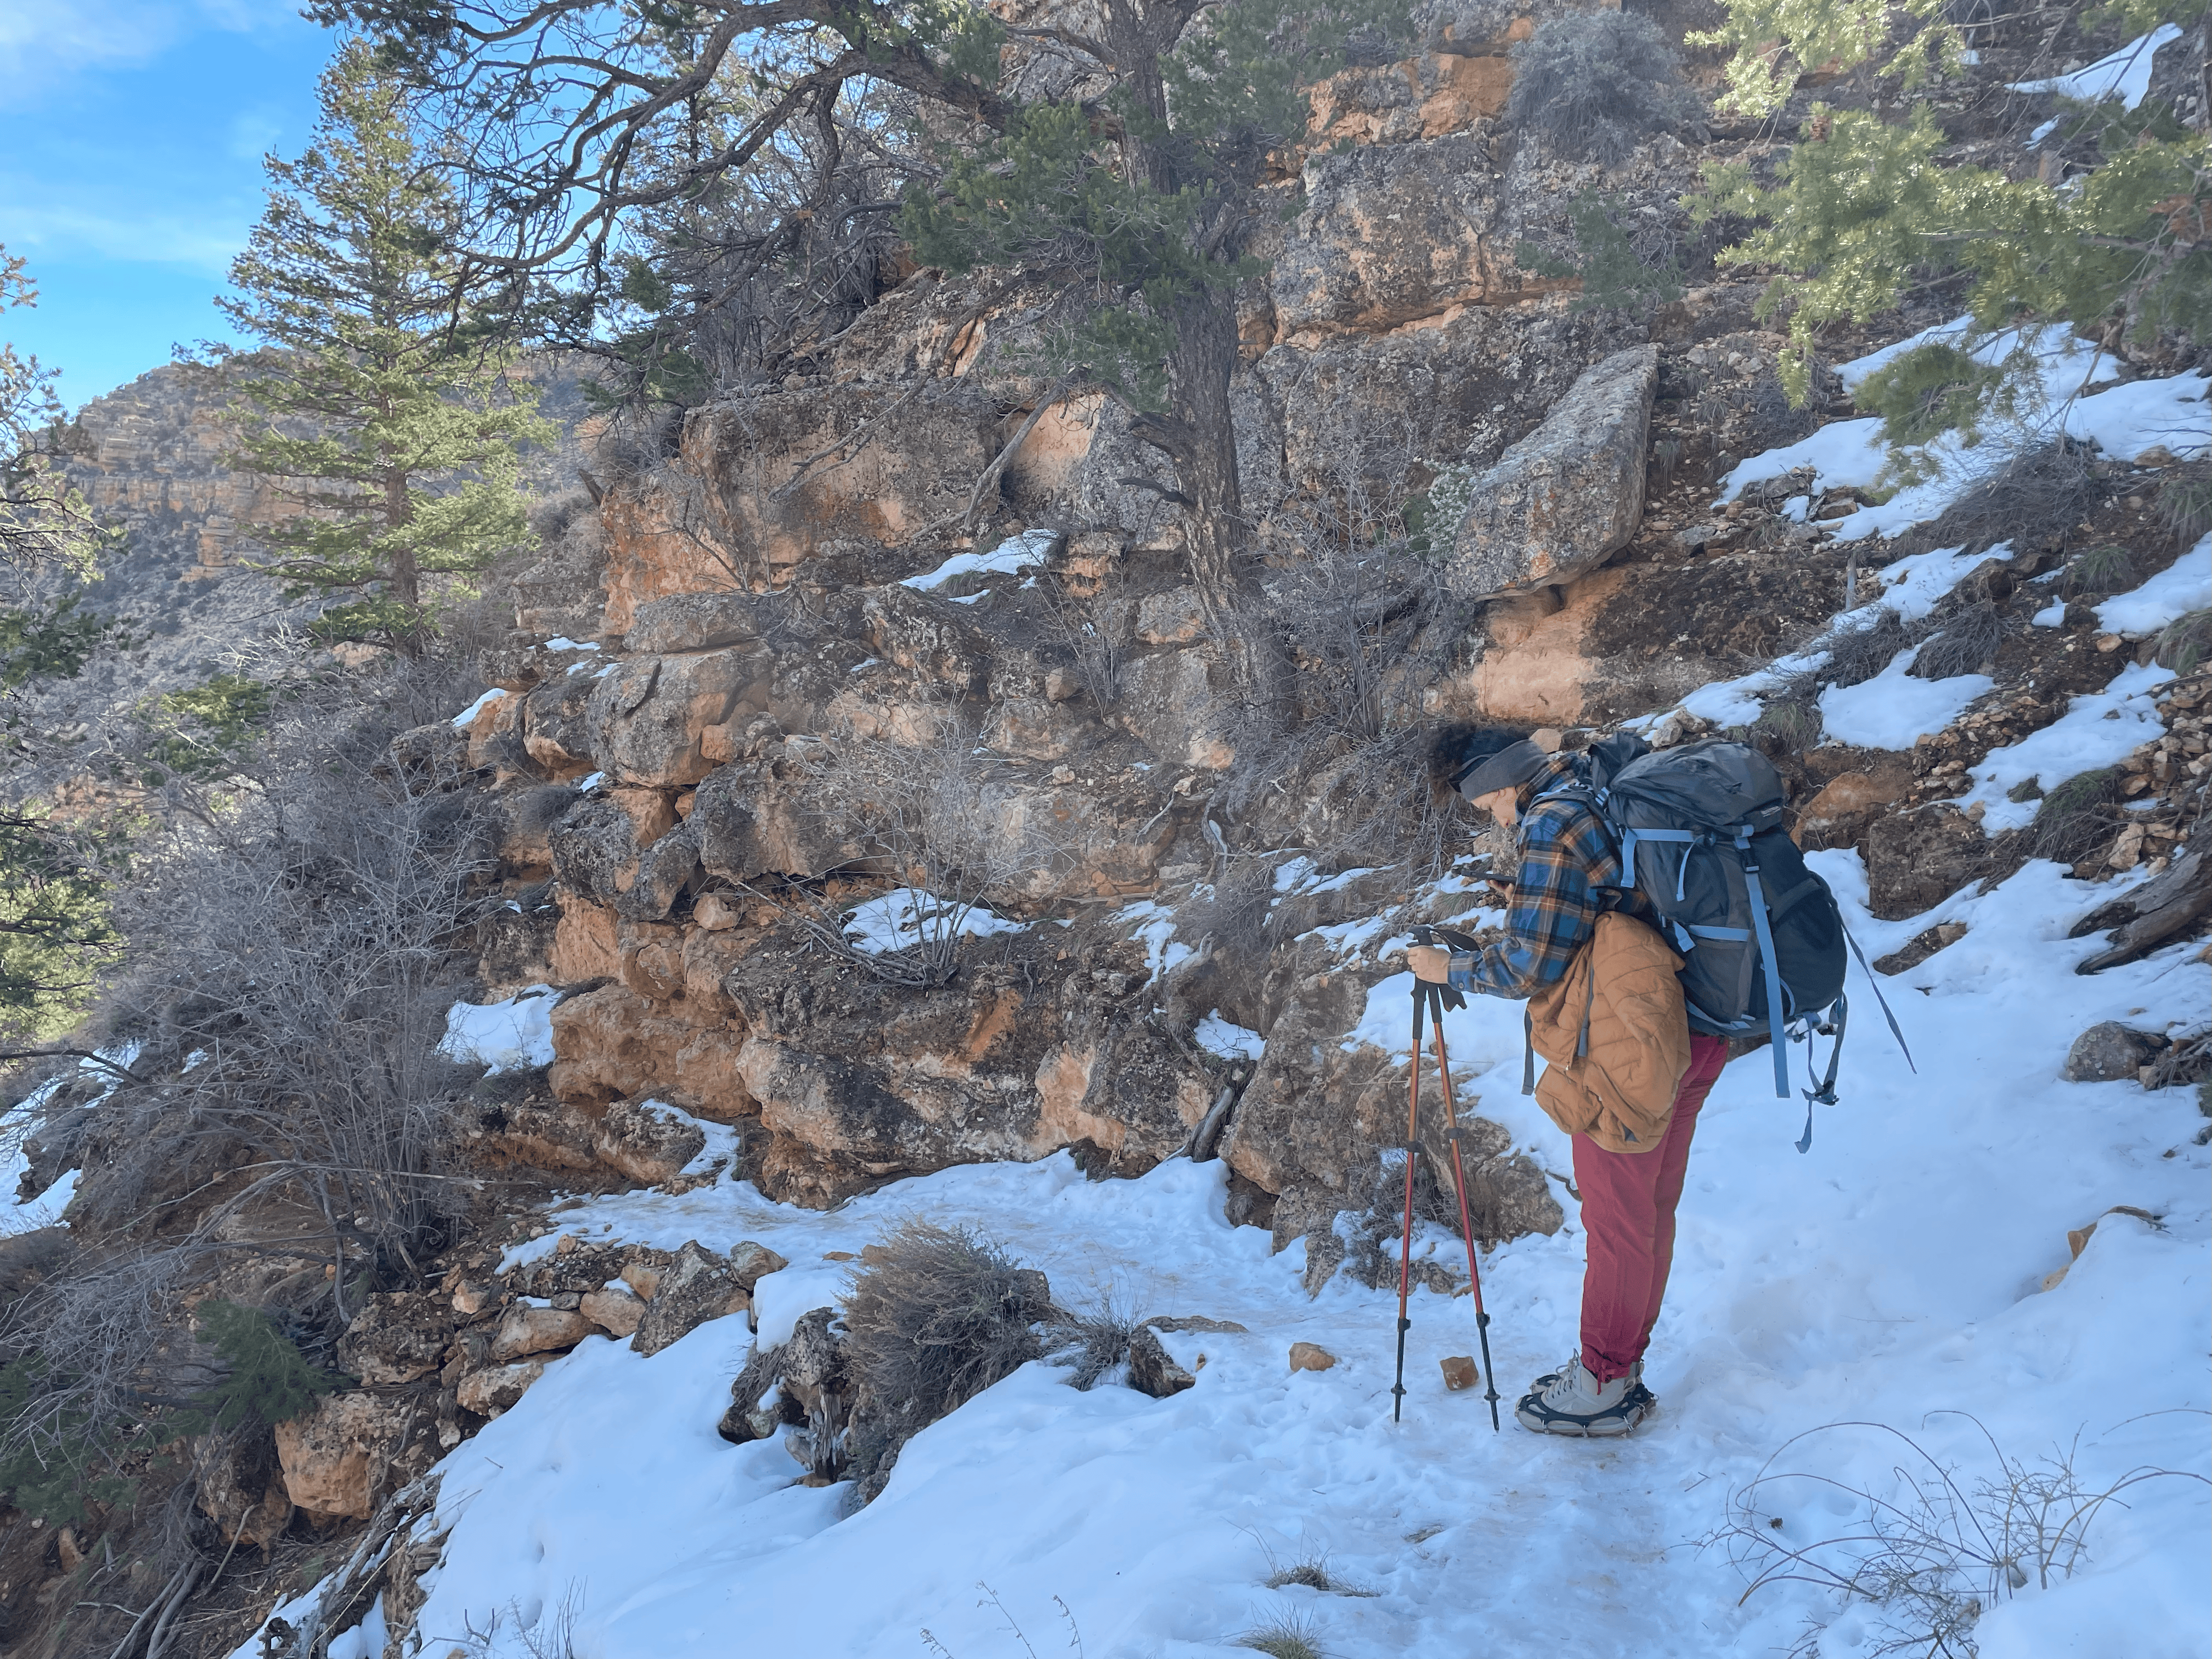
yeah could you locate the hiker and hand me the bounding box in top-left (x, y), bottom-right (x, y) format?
top-left (1407, 727), bottom-right (1729, 1438)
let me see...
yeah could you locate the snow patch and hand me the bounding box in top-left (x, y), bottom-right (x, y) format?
top-left (1958, 661), bottom-right (2174, 833)
top-left (438, 986), bottom-right (557, 1074)
top-left (2097, 537), bottom-right (2211, 635)
top-left (1818, 650), bottom-right (1993, 751)
top-left (2008, 25), bottom-right (2182, 110)
top-left (1193, 1014), bottom-right (1263, 1062)
top-left (900, 528), bottom-right (1059, 593)
top-left (450, 687), bottom-right (506, 729)
top-left (840, 889), bottom-right (1024, 955)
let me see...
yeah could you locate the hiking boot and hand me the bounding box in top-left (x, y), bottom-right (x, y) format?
top-left (1531, 1356), bottom-right (1659, 1417)
top-left (1515, 1357), bottom-right (1651, 1437)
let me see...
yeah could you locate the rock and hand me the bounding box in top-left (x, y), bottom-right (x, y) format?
top-left (591, 1094), bottom-right (710, 1186)
top-left (456, 1359), bottom-right (546, 1419)
top-left (449, 1277), bottom-right (500, 1317)
top-left (1440, 1355), bottom-right (1479, 1392)
top-left (1447, 346), bottom-right (1659, 601)
top-left (1144, 1314), bottom-right (1249, 1335)
top-left (585, 648), bottom-right (775, 788)
top-left (726, 1239), bottom-right (791, 1291)
top-left (1127, 1325), bottom-right (1197, 1398)
top-left (1863, 805), bottom-right (1993, 920)
top-left (546, 981), bottom-right (754, 1119)
top-left (1273, 134), bottom-right (1515, 338)
top-left (1872, 920), bottom-right (1969, 977)
top-left (631, 1241), bottom-right (753, 1356)
top-left (2061, 1022), bottom-right (2160, 1082)
top-left (693, 890), bottom-right (743, 930)
top-left (490, 1304), bottom-right (596, 1362)
top-left (689, 761), bottom-right (866, 882)
top-left (623, 591), bottom-right (770, 654)
top-left (273, 1391), bottom-right (419, 1521)
top-left (336, 1293), bottom-right (455, 1385)
top-left (579, 1286), bottom-right (646, 1339)
top-left (1796, 764), bottom-right (1914, 853)
top-left (1135, 588), bottom-right (1209, 645)
top-left (1288, 1341), bottom-right (1338, 1372)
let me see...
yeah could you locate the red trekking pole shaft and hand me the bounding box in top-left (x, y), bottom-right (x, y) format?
top-left (1429, 983), bottom-right (1502, 1431)
top-left (1390, 981), bottom-right (1425, 1423)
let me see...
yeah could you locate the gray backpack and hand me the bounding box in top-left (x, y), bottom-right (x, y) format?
top-left (1538, 738), bottom-right (1911, 1149)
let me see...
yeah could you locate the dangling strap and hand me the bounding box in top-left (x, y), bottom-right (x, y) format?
top-left (1739, 835), bottom-right (1791, 1099)
top-left (1797, 993), bottom-right (1849, 1154)
top-left (1842, 928), bottom-right (1916, 1072)
top-left (1521, 1006), bottom-right (1536, 1096)
top-left (1577, 957), bottom-right (1596, 1059)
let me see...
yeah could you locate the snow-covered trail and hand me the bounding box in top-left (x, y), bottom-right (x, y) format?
top-left (331, 844), bottom-right (2210, 1659)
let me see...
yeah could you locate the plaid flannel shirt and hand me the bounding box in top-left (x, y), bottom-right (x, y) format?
top-left (1447, 751), bottom-right (1653, 1000)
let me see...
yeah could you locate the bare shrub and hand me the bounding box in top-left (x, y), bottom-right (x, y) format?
top-left (1707, 1416), bottom-right (2207, 1658)
top-left (2153, 606), bottom-right (2210, 674)
top-left (1257, 1541), bottom-right (1375, 1598)
top-left (1821, 608), bottom-right (1917, 689)
top-left (2059, 543), bottom-right (2136, 600)
top-left (920, 1584), bottom-right (1085, 1659)
top-left (1909, 600), bottom-right (2008, 680)
top-left (1907, 440), bottom-right (2103, 559)
top-left (842, 1220), bottom-right (1051, 1499)
top-left (1507, 12), bottom-right (1696, 166)
top-left (1239, 1611), bottom-right (1328, 1659)
top-left (1047, 1295), bottom-right (1139, 1391)
top-left (761, 711), bottom-right (1062, 988)
top-left (2033, 767), bottom-right (2120, 862)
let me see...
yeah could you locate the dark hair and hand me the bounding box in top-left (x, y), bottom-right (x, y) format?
top-left (1427, 723), bottom-right (1531, 793)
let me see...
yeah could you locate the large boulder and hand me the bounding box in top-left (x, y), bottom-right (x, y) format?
top-left (273, 1392), bottom-right (430, 1522)
top-left (1447, 345), bottom-right (1659, 601)
top-left (584, 648), bottom-right (777, 787)
top-left (631, 1240), bottom-right (769, 1357)
top-left (1273, 134), bottom-right (1518, 340)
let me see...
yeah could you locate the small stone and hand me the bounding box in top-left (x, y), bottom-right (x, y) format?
top-left (1288, 1341), bottom-right (1338, 1373)
top-left (692, 890), bottom-right (743, 931)
top-left (1440, 1355), bottom-right (1479, 1392)
top-left (580, 1287), bottom-right (646, 1339)
top-left (450, 1279), bottom-right (498, 1317)
top-left (490, 1305), bottom-right (594, 1363)
top-left (458, 1360), bottom-right (545, 1418)
top-left (1043, 667), bottom-right (1080, 702)
top-left (2095, 634), bottom-right (2125, 653)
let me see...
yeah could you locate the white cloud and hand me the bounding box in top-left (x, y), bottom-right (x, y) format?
top-left (1, 196), bottom-right (252, 276)
top-left (0, 1), bottom-right (297, 105)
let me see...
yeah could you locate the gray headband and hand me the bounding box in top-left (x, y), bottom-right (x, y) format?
top-left (1453, 739), bottom-right (1547, 800)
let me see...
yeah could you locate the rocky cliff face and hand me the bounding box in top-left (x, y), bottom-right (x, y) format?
top-left (392, 3), bottom-right (2210, 1295)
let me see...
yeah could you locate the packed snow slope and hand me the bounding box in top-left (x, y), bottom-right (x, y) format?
top-left (262, 851), bottom-right (2208, 1659)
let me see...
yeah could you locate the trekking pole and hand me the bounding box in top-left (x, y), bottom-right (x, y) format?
top-left (1426, 981), bottom-right (1503, 1432)
top-left (1391, 977), bottom-right (1426, 1423)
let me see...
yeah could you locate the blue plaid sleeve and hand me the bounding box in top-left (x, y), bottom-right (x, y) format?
top-left (1448, 803), bottom-right (1622, 1000)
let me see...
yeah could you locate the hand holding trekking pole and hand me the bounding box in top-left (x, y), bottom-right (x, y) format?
top-left (1389, 927), bottom-right (1503, 1431)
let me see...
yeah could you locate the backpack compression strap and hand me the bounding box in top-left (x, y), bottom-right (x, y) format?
top-left (1736, 832), bottom-right (1793, 1098)
top-left (1842, 927), bottom-right (1917, 1073)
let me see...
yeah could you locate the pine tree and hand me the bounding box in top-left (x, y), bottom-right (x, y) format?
top-left (215, 41), bottom-right (552, 654)
top-left (1689, 0), bottom-right (2210, 447)
top-left (1, 246), bottom-right (130, 1043)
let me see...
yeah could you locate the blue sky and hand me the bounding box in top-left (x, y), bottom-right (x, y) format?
top-left (0, 2), bottom-right (340, 409)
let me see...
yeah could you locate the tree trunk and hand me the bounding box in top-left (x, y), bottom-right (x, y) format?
top-left (385, 466), bottom-right (417, 608)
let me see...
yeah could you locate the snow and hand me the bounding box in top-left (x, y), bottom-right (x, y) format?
top-left (900, 528), bottom-right (1059, 593)
top-left (438, 986), bottom-right (557, 1074)
top-left (839, 889), bottom-right (1025, 955)
top-left (2033, 599), bottom-right (2068, 627)
top-left (2097, 537), bottom-right (2210, 634)
top-left (240, 834), bottom-right (2207, 1659)
top-left (450, 687), bottom-right (506, 729)
top-left (1722, 317), bottom-right (2209, 541)
top-left (543, 636), bottom-right (599, 652)
top-left (1193, 1014), bottom-right (1264, 1062)
top-left (574, 771), bottom-right (606, 792)
top-left (635, 1098), bottom-right (742, 1181)
top-left (2008, 25), bottom-right (2182, 110)
top-left (1119, 899), bottom-right (1195, 984)
top-left (1818, 649), bottom-right (1993, 750)
top-left (1958, 661), bottom-right (2175, 834)
top-left (3, 1046), bottom-right (137, 1232)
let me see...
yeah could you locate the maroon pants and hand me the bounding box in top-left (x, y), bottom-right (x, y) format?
top-left (1572, 1034), bottom-right (1730, 1384)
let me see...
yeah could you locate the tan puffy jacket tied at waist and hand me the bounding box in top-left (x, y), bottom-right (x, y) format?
top-left (1527, 911), bottom-right (1692, 1155)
